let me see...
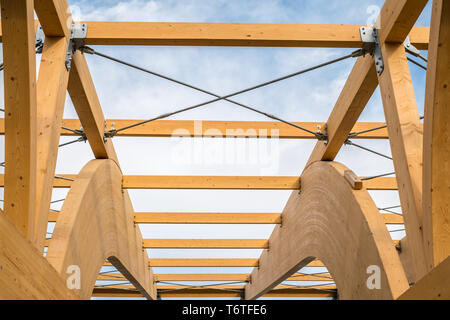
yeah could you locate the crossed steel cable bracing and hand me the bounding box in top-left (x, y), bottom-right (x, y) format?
top-left (82, 46), bottom-right (364, 139)
top-left (345, 140), bottom-right (393, 160)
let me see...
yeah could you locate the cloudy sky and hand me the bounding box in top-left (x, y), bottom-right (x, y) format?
top-left (0, 0), bottom-right (432, 299)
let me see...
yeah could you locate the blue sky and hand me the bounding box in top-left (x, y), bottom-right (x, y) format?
top-left (0, 0), bottom-right (432, 300)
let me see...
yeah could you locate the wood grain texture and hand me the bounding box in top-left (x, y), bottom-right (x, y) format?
top-left (97, 273), bottom-right (332, 282)
top-left (34, 0), bottom-right (70, 37)
top-left (46, 160), bottom-right (156, 299)
top-left (0, 174), bottom-right (398, 190)
top-left (32, 36), bottom-right (70, 252)
top-left (49, 211), bottom-right (403, 224)
top-left (0, 119), bottom-right (427, 140)
top-left (78, 22), bottom-right (428, 49)
top-left (422, 0), bottom-right (450, 270)
top-left (1, 0), bottom-right (37, 237)
top-left (399, 256), bottom-right (450, 299)
top-left (377, 0), bottom-right (429, 44)
top-left (142, 239), bottom-right (268, 249)
top-left (378, 43), bottom-right (428, 282)
top-left (0, 213), bottom-right (78, 300)
top-left (68, 51), bottom-right (119, 163)
top-left (246, 162), bottom-right (409, 300)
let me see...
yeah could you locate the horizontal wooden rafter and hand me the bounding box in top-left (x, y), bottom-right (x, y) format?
top-left (98, 284), bottom-right (337, 291)
top-left (47, 237), bottom-right (401, 249)
top-left (48, 212), bottom-right (403, 224)
top-left (92, 287), bottom-right (335, 298)
top-left (0, 21), bottom-right (429, 48)
top-left (0, 119), bottom-right (427, 139)
top-left (97, 273), bottom-right (333, 282)
top-left (1, 175), bottom-right (396, 190)
top-left (104, 259), bottom-right (325, 268)
top-left (142, 239), bottom-right (269, 249)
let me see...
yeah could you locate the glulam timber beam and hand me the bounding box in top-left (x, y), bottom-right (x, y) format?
top-left (142, 239), bottom-right (269, 249)
top-left (32, 35), bottom-right (71, 252)
top-left (399, 256), bottom-right (450, 299)
top-left (98, 273), bottom-right (333, 282)
top-left (377, 0), bottom-right (430, 44)
top-left (92, 287), bottom-right (335, 298)
top-left (0, 0), bottom-right (37, 237)
top-left (378, 43), bottom-right (427, 282)
top-left (1, 119), bottom-right (398, 139)
top-left (0, 22), bottom-right (430, 48)
top-left (48, 212), bottom-right (403, 224)
top-left (104, 259), bottom-right (325, 268)
top-left (0, 175), bottom-right (398, 190)
top-left (46, 238), bottom-right (401, 248)
top-left (97, 285), bottom-right (337, 291)
top-left (245, 162), bottom-right (409, 300)
top-left (34, 0), bottom-right (70, 37)
top-left (422, 0), bottom-right (450, 269)
top-left (67, 51), bottom-right (119, 162)
top-left (0, 213), bottom-right (78, 299)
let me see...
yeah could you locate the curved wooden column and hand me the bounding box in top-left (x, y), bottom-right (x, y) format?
top-left (246, 161), bottom-right (409, 300)
top-left (46, 160), bottom-right (156, 300)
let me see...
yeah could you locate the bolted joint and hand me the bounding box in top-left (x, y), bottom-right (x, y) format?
top-left (66, 23), bottom-right (88, 71)
top-left (104, 129), bottom-right (118, 141)
top-left (359, 26), bottom-right (384, 75)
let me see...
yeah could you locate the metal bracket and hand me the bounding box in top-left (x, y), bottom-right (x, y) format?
top-left (360, 26), bottom-right (384, 75)
top-left (66, 23), bottom-right (88, 70)
top-left (35, 24), bottom-right (45, 54)
top-left (404, 36), bottom-right (421, 57)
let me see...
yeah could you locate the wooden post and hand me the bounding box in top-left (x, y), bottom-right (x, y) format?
top-left (1, 0), bottom-right (37, 237)
top-left (422, 0), bottom-right (450, 269)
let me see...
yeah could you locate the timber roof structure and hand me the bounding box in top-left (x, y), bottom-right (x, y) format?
top-left (0, 0), bottom-right (449, 300)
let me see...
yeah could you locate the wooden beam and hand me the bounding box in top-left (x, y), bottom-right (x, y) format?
top-left (32, 36), bottom-right (70, 252)
top-left (65, 119), bottom-right (391, 139)
top-left (49, 211), bottom-right (402, 224)
top-left (0, 22), bottom-right (430, 48)
top-left (67, 51), bottom-right (118, 162)
top-left (245, 162), bottom-right (409, 300)
top-left (0, 0), bottom-right (37, 237)
top-left (98, 273), bottom-right (332, 282)
top-left (99, 284), bottom-right (337, 291)
top-left (378, 0), bottom-right (430, 44)
top-left (0, 174), bottom-right (398, 190)
top-left (142, 239), bottom-right (268, 249)
top-left (34, 0), bottom-right (70, 37)
top-left (400, 256), bottom-right (450, 299)
top-left (0, 213), bottom-right (78, 299)
top-left (134, 212), bottom-right (282, 224)
top-left (1, 119), bottom-right (405, 139)
top-left (149, 259), bottom-right (259, 267)
top-left (104, 259), bottom-right (325, 268)
top-left (79, 22), bottom-right (429, 49)
top-left (123, 175), bottom-right (301, 190)
top-left (422, 0), bottom-right (450, 269)
top-left (383, 214), bottom-right (405, 225)
top-left (92, 287), bottom-right (334, 298)
top-left (306, 55), bottom-right (379, 167)
top-left (378, 43), bottom-right (428, 281)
